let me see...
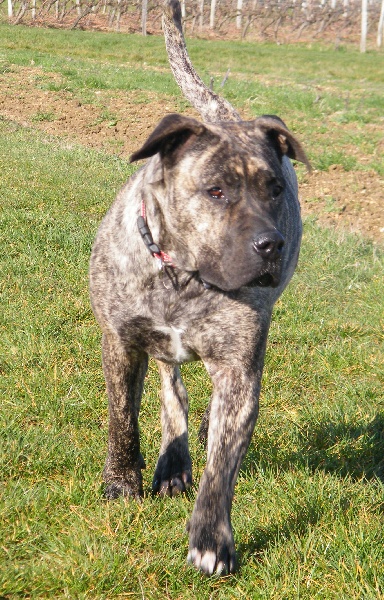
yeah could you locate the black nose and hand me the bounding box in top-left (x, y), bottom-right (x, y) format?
top-left (253, 230), bottom-right (285, 260)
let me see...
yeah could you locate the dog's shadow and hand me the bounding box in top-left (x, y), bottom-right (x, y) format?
top-left (236, 412), bottom-right (384, 560)
top-left (236, 498), bottom-right (324, 564)
top-left (242, 411), bottom-right (384, 483)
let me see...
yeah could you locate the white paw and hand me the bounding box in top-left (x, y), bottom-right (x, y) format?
top-left (187, 549), bottom-right (227, 576)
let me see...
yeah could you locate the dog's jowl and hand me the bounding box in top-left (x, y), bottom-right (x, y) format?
top-left (89, 111), bottom-right (309, 575)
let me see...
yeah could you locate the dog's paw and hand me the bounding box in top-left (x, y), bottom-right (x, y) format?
top-left (187, 520), bottom-right (236, 576)
top-left (104, 480), bottom-right (143, 501)
top-left (152, 440), bottom-right (192, 497)
top-left (152, 470), bottom-right (192, 497)
top-left (103, 454), bottom-right (145, 501)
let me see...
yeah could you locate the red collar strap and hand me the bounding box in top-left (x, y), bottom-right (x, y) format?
top-left (137, 201), bottom-right (175, 270)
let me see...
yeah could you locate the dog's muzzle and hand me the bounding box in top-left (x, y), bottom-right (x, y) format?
top-left (250, 230), bottom-right (285, 288)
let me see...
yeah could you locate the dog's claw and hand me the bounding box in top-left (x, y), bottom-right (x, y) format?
top-left (158, 480), bottom-right (171, 497)
top-left (216, 561), bottom-right (227, 576)
top-left (187, 549), bottom-right (232, 576)
top-left (154, 471), bottom-right (192, 497)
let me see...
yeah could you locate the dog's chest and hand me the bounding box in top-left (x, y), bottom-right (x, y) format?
top-left (125, 278), bottom-right (210, 364)
top-left (123, 310), bottom-right (198, 363)
top-left (152, 324), bottom-right (195, 363)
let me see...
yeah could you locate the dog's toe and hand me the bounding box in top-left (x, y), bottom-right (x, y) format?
top-left (104, 481), bottom-right (142, 501)
top-left (187, 548), bottom-right (232, 576)
top-left (153, 470), bottom-right (192, 497)
top-left (199, 551), bottom-right (216, 575)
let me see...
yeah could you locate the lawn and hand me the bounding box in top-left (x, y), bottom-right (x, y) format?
top-left (0, 23), bottom-right (383, 599)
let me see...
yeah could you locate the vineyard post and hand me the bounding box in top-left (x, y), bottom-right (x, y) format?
top-left (378, 0), bottom-right (384, 46)
top-left (360, 0), bottom-right (368, 51)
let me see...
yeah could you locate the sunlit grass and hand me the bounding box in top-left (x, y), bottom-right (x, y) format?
top-left (0, 23), bottom-right (383, 173)
top-left (0, 25), bottom-right (383, 598)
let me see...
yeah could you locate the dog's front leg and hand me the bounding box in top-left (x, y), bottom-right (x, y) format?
top-left (187, 364), bottom-right (261, 575)
top-left (102, 333), bottom-right (148, 500)
top-left (152, 361), bottom-right (192, 497)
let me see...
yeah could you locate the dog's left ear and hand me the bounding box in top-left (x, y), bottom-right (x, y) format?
top-left (130, 113), bottom-right (206, 163)
top-left (255, 115), bottom-right (311, 171)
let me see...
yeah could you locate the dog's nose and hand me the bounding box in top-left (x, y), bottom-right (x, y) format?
top-left (253, 230), bottom-right (285, 260)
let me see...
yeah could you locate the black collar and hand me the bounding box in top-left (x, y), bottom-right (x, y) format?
top-left (137, 204), bottom-right (212, 290)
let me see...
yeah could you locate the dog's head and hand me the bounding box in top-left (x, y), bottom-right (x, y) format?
top-left (131, 114), bottom-right (309, 292)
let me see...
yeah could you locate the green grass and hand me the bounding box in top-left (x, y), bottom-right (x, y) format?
top-left (0, 25), bottom-right (383, 599)
top-left (0, 23), bottom-right (382, 85)
top-left (0, 23), bottom-right (383, 172)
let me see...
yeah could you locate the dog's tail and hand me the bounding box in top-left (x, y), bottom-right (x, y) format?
top-left (162, 0), bottom-right (241, 124)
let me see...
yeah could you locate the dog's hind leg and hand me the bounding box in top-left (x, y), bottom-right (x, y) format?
top-left (102, 333), bottom-right (148, 500)
top-left (198, 401), bottom-right (210, 447)
top-left (152, 361), bottom-right (192, 497)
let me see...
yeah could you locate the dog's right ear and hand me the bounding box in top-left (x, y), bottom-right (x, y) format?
top-left (130, 114), bottom-right (206, 163)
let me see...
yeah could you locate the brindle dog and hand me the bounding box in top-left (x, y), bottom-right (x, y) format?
top-left (89, 0), bottom-right (310, 576)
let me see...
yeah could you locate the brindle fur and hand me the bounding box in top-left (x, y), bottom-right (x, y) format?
top-left (89, 0), bottom-right (309, 576)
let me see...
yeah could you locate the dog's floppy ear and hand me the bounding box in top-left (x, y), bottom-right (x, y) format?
top-left (130, 113), bottom-right (206, 163)
top-left (255, 115), bottom-right (311, 171)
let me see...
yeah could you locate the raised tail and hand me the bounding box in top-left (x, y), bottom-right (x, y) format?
top-left (162, 0), bottom-right (241, 123)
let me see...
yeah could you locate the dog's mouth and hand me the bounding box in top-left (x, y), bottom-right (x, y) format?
top-left (244, 262), bottom-right (282, 289)
top-left (197, 252), bottom-right (282, 292)
top-left (199, 270), bottom-right (280, 291)
top-left (249, 273), bottom-right (278, 288)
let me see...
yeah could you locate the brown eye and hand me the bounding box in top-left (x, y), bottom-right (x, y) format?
top-left (273, 184), bottom-right (283, 197)
top-left (270, 179), bottom-right (284, 198)
top-left (208, 187), bottom-right (225, 200)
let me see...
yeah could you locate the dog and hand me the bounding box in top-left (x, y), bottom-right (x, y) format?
top-left (89, 0), bottom-right (310, 576)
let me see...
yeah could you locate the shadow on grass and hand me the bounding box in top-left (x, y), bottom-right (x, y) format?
top-left (296, 412), bottom-right (384, 482)
top-left (242, 411), bottom-right (384, 482)
top-left (236, 498), bottom-right (323, 564)
top-left (235, 413), bottom-right (383, 564)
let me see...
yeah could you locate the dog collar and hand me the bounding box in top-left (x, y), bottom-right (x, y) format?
top-left (137, 201), bottom-right (212, 290)
top-left (137, 201), bottom-right (175, 270)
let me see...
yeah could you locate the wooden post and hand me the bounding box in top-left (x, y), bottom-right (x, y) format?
top-left (360, 0), bottom-right (368, 52)
top-left (210, 0), bottom-right (217, 28)
top-left (142, 0), bottom-right (148, 35)
top-left (378, 0), bottom-right (384, 47)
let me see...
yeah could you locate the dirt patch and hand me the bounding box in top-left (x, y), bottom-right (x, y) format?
top-left (300, 165), bottom-right (383, 243)
top-left (1, 65), bottom-right (382, 244)
top-left (0, 65), bottom-right (195, 154)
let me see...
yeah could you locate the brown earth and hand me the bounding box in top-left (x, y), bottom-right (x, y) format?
top-left (1, 65), bottom-right (383, 244)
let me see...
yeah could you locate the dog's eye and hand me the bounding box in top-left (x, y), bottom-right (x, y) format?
top-left (208, 187), bottom-right (226, 200)
top-left (272, 183), bottom-right (284, 198)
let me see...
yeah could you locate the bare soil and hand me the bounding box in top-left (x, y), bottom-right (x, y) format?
top-left (1, 65), bottom-right (383, 244)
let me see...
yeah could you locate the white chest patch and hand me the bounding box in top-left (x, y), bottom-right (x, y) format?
top-left (156, 325), bottom-right (192, 363)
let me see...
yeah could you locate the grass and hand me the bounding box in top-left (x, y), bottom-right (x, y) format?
top-left (0, 24), bottom-right (383, 599)
top-left (0, 23), bottom-right (384, 172)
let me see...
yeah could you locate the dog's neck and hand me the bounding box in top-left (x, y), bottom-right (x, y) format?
top-left (138, 198), bottom-right (214, 291)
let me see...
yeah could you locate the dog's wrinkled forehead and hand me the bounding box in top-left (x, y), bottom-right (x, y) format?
top-left (187, 151), bottom-right (268, 194)
top-left (196, 119), bottom-right (276, 154)
top-left (178, 123), bottom-right (280, 186)
top-left (130, 113), bottom-right (310, 174)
